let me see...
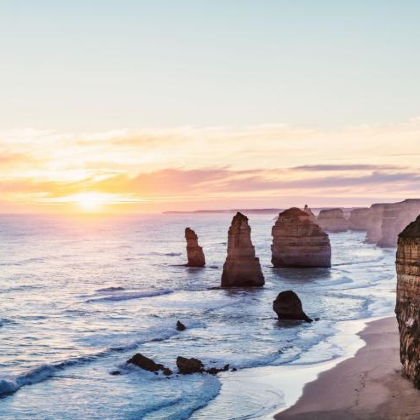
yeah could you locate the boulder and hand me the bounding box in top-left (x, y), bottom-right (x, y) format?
top-left (348, 208), bottom-right (370, 231)
top-left (176, 320), bottom-right (186, 331)
top-left (221, 212), bottom-right (264, 287)
top-left (395, 215), bottom-right (420, 388)
top-left (127, 353), bottom-right (164, 372)
top-left (271, 207), bottom-right (331, 268)
top-left (316, 208), bottom-right (349, 232)
top-left (185, 228), bottom-right (205, 267)
top-left (273, 290), bottom-right (312, 323)
top-left (176, 356), bottom-right (204, 374)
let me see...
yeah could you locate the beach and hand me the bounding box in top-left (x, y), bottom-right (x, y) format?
top-left (276, 316), bottom-right (420, 420)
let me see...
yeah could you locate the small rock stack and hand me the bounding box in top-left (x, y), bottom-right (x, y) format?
top-left (316, 208), bottom-right (349, 233)
top-left (348, 208), bottom-right (370, 231)
top-left (221, 212), bottom-right (264, 287)
top-left (185, 228), bottom-right (205, 267)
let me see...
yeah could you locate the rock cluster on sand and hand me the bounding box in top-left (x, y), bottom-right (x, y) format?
top-left (185, 227), bottom-right (205, 267)
top-left (316, 208), bottom-right (349, 232)
top-left (348, 208), bottom-right (370, 231)
top-left (395, 214), bottom-right (420, 388)
top-left (271, 208), bottom-right (331, 268)
top-left (273, 290), bottom-right (312, 323)
top-left (221, 212), bottom-right (265, 287)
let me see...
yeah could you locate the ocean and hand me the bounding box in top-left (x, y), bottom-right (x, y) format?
top-left (0, 213), bottom-right (396, 419)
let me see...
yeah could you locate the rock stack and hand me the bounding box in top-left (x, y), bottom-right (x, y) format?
top-left (303, 204), bottom-right (316, 221)
top-left (185, 228), bottom-right (205, 267)
top-left (365, 203), bottom-right (387, 243)
top-left (348, 208), bottom-right (370, 231)
top-left (271, 208), bottom-right (331, 268)
top-left (395, 215), bottom-right (420, 388)
top-left (221, 212), bottom-right (264, 287)
top-left (316, 208), bottom-right (349, 232)
top-left (379, 200), bottom-right (420, 247)
top-left (273, 290), bottom-right (312, 323)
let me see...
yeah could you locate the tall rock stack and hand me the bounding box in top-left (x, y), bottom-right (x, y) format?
top-left (271, 208), bottom-right (331, 268)
top-left (316, 208), bottom-right (349, 233)
top-left (185, 228), bottom-right (205, 267)
top-left (221, 212), bottom-right (264, 287)
top-left (379, 199), bottom-right (420, 247)
top-left (395, 215), bottom-right (420, 388)
top-left (348, 208), bottom-right (370, 231)
top-left (365, 203), bottom-right (387, 244)
top-left (303, 204), bottom-right (316, 221)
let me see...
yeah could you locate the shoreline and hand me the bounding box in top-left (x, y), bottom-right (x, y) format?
top-left (275, 316), bottom-right (420, 419)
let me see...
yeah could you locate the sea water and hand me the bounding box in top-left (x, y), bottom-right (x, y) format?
top-left (0, 213), bottom-right (396, 419)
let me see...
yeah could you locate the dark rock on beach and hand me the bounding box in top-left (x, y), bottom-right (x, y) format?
top-left (273, 290), bottom-right (313, 323)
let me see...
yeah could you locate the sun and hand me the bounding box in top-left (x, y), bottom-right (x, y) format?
top-left (75, 193), bottom-right (103, 212)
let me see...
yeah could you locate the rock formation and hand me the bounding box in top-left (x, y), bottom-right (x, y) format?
top-left (348, 208), bottom-right (370, 231)
top-left (316, 208), bottom-right (349, 232)
top-left (185, 228), bottom-right (205, 267)
top-left (271, 207), bottom-right (331, 268)
top-left (303, 204), bottom-right (316, 221)
top-left (127, 353), bottom-right (172, 375)
top-left (395, 215), bottom-right (420, 387)
top-left (176, 320), bottom-right (186, 331)
top-left (221, 212), bottom-right (264, 287)
top-left (273, 290), bottom-right (312, 323)
top-left (378, 200), bottom-right (420, 247)
top-left (365, 203), bottom-right (387, 243)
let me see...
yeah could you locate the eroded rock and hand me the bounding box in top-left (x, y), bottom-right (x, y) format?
top-left (185, 228), bottom-right (205, 267)
top-left (349, 208), bottom-right (370, 231)
top-left (273, 290), bottom-right (312, 323)
top-left (316, 208), bottom-right (349, 233)
top-left (127, 353), bottom-right (164, 372)
top-left (176, 356), bottom-right (204, 374)
top-left (221, 212), bottom-right (264, 287)
top-left (271, 207), bottom-right (331, 268)
top-left (395, 215), bottom-right (420, 388)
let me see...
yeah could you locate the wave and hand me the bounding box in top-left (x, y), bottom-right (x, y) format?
top-left (96, 286), bottom-right (126, 293)
top-left (87, 289), bottom-right (173, 303)
top-left (0, 324), bottom-right (183, 397)
top-left (149, 252), bottom-right (182, 257)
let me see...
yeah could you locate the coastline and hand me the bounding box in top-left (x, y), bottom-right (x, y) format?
top-left (275, 316), bottom-right (420, 419)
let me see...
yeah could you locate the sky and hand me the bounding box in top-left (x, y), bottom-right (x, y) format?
top-left (1, 1), bottom-right (420, 213)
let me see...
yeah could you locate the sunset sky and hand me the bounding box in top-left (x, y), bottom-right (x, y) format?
top-left (1, 1), bottom-right (420, 213)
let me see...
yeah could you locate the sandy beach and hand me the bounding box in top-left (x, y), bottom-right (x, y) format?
top-left (276, 316), bottom-right (420, 420)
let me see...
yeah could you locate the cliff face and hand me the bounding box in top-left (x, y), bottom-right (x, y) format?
top-left (271, 207), bottom-right (331, 268)
top-left (185, 228), bottom-right (205, 267)
top-left (379, 200), bottom-right (420, 247)
top-left (395, 215), bottom-right (420, 388)
top-left (365, 203), bottom-right (387, 243)
top-left (349, 208), bottom-right (370, 231)
top-left (221, 212), bottom-right (264, 287)
top-left (316, 208), bottom-right (349, 233)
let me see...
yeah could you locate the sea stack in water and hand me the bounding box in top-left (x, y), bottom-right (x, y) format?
top-left (395, 215), bottom-right (420, 387)
top-left (316, 208), bottom-right (349, 232)
top-left (271, 208), bottom-right (331, 268)
top-left (365, 203), bottom-right (387, 243)
top-left (273, 290), bottom-right (312, 323)
top-left (349, 208), bottom-right (370, 231)
top-left (185, 228), bottom-right (205, 267)
top-left (221, 212), bottom-right (264, 287)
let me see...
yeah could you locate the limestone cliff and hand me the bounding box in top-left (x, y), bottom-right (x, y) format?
top-left (349, 208), bottom-right (370, 231)
top-left (395, 215), bottom-right (420, 387)
top-left (316, 208), bottom-right (349, 233)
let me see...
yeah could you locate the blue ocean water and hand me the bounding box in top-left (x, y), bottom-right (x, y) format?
top-left (0, 213), bottom-right (396, 419)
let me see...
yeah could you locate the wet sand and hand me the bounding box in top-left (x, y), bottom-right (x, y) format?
top-left (276, 316), bottom-right (420, 420)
